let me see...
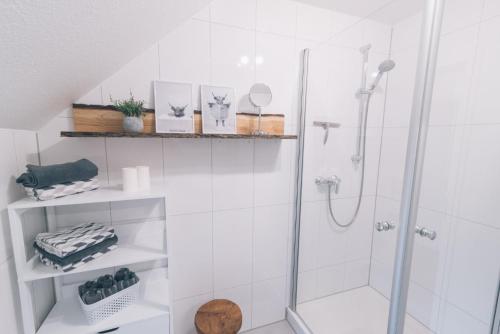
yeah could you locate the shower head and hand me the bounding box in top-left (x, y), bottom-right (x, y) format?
top-left (369, 59), bottom-right (396, 90)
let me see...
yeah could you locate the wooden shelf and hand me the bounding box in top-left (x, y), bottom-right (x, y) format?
top-left (60, 131), bottom-right (297, 140)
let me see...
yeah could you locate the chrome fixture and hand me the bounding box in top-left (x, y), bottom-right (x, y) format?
top-left (249, 83), bottom-right (273, 135)
top-left (415, 226), bottom-right (437, 240)
top-left (376, 221), bottom-right (396, 232)
top-left (315, 176), bottom-right (341, 194)
top-left (313, 121), bottom-right (340, 145)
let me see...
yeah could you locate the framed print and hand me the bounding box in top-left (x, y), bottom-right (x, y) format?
top-left (201, 85), bottom-right (236, 134)
top-left (154, 81), bottom-right (194, 133)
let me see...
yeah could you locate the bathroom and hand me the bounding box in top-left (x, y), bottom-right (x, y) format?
top-left (1, 0), bottom-right (499, 333)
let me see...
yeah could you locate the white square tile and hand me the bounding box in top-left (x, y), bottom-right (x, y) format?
top-left (344, 258), bottom-right (370, 290)
top-left (482, 0), bottom-right (500, 20)
top-left (54, 203), bottom-right (111, 228)
top-left (12, 129), bottom-right (39, 174)
top-left (113, 220), bottom-right (165, 251)
top-left (255, 32), bottom-right (297, 124)
top-left (316, 264), bottom-right (344, 298)
top-left (369, 259), bottom-right (393, 299)
top-left (173, 293), bottom-right (213, 334)
top-left (390, 13), bottom-right (423, 54)
top-left (164, 138), bottom-right (212, 215)
top-left (297, 270), bottom-right (317, 303)
top-left (438, 301), bottom-right (490, 334)
top-left (342, 196), bottom-right (376, 262)
top-left (252, 276), bottom-right (287, 327)
top-left (159, 19), bottom-right (210, 111)
top-left (444, 218), bottom-right (500, 323)
top-left (377, 127), bottom-right (409, 200)
top-left (210, 24), bottom-right (256, 105)
top-left (253, 205), bottom-right (289, 281)
top-left (256, 0), bottom-right (297, 37)
top-left (110, 198), bottom-right (165, 223)
top-left (298, 201), bottom-right (320, 272)
top-left (0, 259), bottom-right (22, 334)
top-left (296, 3), bottom-right (333, 42)
top-left (102, 44), bottom-right (159, 109)
top-left (330, 11), bottom-right (360, 36)
top-left (254, 140), bottom-right (292, 207)
top-left (441, 0), bottom-right (485, 34)
top-left (214, 284), bottom-right (252, 331)
top-left (105, 138), bottom-right (163, 186)
top-left (212, 139), bottom-right (254, 211)
top-left (169, 212), bottom-right (213, 300)
top-left (467, 17), bottom-right (500, 124)
top-left (316, 200), bottom-right (348, 268)
top-left (213, 208), bottom-right (253, 290)
top-left (456, 125), bottom-right (500, 228)
top-left (210, 0), bottom-right (257, 30)
top-left (406, 282), bottom-right (440, 332)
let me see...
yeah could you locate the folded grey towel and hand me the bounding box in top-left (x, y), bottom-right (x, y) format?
top-left (16, 159), bottom-right (98, 189)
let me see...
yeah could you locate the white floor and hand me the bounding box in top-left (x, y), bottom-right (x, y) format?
top-left (244, 321), bottom-right (295, 334)
top-left (297, 286), bottom-right (432, 334)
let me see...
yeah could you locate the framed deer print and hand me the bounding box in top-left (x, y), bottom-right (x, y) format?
top-left (154, 81), bottom-right (194, 133)
top-left (201, 85), bottom-right (236, 134)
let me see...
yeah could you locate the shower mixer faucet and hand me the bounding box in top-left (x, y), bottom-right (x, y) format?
top-left (315, 175), bottom-right (341, 194)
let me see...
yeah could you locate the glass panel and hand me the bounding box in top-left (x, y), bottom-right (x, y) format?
top-left (293, 1), bottom-right (428, 333)
top-left (405, 0), bottom-right (500, 333)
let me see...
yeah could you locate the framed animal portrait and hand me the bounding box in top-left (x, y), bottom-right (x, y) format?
top-left (201, 85), bottom-right (236, 134)
top-left (154, 81), bottom-right (194, 133)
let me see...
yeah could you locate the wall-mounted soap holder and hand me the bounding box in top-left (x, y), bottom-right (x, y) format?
top-left (313, 121), bottom-right (341, 144)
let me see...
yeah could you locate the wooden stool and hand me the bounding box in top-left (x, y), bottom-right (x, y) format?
top-left (195, 299), bottom-right (243, 334)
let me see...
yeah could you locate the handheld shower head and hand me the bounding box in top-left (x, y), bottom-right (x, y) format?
top-left (369, 59), bottom-right (396, 90)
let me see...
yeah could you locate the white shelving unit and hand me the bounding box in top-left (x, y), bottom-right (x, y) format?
top-left (8, 185), bottom-right (171, 334)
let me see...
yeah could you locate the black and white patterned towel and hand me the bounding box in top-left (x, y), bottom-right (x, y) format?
top-left (24, 178), bottom-right (99, 201)
top-left (37, 244), bottom-right (118, 272)
top-left (35, 222), bottom-right (115, 258)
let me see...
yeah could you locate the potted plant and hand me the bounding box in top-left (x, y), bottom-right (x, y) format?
top-left (111, 93), bottom-right (145, 133)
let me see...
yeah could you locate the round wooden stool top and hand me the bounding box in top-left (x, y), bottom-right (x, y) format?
top-left (195, 299), bottom-right (243, 334)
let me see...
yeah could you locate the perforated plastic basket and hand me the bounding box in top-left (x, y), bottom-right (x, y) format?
top-left (79, 281), bottom-right (140, 324)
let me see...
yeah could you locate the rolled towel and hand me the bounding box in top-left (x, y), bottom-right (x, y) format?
top-left (16, 159), bottom-right (98, 189)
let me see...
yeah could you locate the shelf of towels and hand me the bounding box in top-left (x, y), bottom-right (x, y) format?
top-left (22, 245), bottom-right (168, 282)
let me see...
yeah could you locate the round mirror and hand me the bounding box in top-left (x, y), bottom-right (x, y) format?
top-left (249, 83), bottom-right (272, 108)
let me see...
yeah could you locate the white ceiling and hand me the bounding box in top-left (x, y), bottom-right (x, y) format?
top-left (296, 0), bottom-right (424, 24)
top-left (0, 0), bottom-right (211, 130)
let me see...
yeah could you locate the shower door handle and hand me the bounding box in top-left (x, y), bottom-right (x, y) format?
top-left (375, 221), bottom-right (396, 232)
top-left (415, 226), bottom-right (436, 240)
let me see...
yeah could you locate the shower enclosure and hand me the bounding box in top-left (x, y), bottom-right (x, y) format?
top-left (289, 0), bottom-right (500, 333)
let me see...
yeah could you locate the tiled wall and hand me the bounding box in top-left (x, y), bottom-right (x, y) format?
top-left (296, 14), bottom-right (392, 303)
top-left (0, 128), bottom-right (53, 333)
top-left (35, 0), bottom-right (368, 332)
top-left (371, 1), bottom-right (500, 333)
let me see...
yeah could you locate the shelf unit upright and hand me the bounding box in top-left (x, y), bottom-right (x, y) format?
top-left (8, 185), bottom-right (172, 334)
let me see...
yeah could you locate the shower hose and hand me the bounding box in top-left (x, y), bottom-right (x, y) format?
top-left (327, 94), bottom-right (371, 228)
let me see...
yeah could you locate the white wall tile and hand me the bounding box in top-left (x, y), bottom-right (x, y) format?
top-left (371, 197), bottom-right (399, 266)
top-left (105, 138), bottom-right (163, 185)
top-left (344, 258), bottom-right (370, 290)
top-left (254, 140), bottom-right (291, 206)
top-left (169, 212), bottom-right (213, 300)
top-left (444, 218), bottom-right (500, 323)
top-left (210, 0), bottom-right (257, 30)
top-left (467, 17), bottom-right (500, 124)
top-left (214, 284), bottom-right (252, 331)
top-left (164, 138), bottom-right (212, 215)
top-left (298, 201), bottom-right (320, 272)
top-left (456, 125), bottom-right (500, 228)
top-left (192, 4), bottom-right (210, 21)
top-left (369, 259), bottom-right (393, 299)
top-left (102, 45), bottom-right (159, 108)
top-left (343, 196), bottom-right (375, 262)
top-left (253, 205), bottom-right (289, 281)
top-left (482, 0), bottom-right (500, 20)
top-left (256, 0), bottom-right (297, 37)
top-left (159, 19), bottom-right (210, 110)
top-left (210, 24), bottom-right (256, 105)
top-left (213, 208), bottom-right (253, 290)
top-left (297, 270), bottom-right (317, 303)
top-left (76, 86), bottom-right (103, 105)
top-left (252, 276), bottom-right (287, 327)
top-left (113, 220), bottom-right (165, 250)
top-left (54, 203), bottom-right (111, 228)
top-left (0, 129), bottom-right (17, 264)
top-left (212, 139), bottom-right (254, 211)
top-left (438, 301), bottom-right (490, 334)
top-left (406, 282), bottom-right (440, 331)
top-left (256, 32), bottom-right (297, 123)
top-left (330, 11), bottom-right (360, 36)
top-left (296, 3), bottom-right (333, 42)
top-left (110, 198), bottom-right (165, 223)
top-left (441, 0), bottom-right (485, 34)
top-left (316, 264), bottom-right (344, 298)
top-left (173, 293), bottom-right (213, 334)
top-left (12, 130), bottom-right (39, 174)
top-left (0, 259), bottom-right (22, 334)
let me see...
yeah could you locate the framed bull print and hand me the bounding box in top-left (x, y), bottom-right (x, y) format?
top-left (200, 85), bottom-right (236, 134)
top-left (154, 81), bottom-right (194, 133)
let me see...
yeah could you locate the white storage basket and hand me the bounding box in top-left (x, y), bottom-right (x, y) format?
top-left (79, 281), bottom-right (140, 325)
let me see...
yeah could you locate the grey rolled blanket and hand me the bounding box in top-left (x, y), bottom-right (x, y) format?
top-left (16, 159), bottom-right (98, 189)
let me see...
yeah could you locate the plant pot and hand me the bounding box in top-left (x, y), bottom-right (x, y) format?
top-left (123, 116), bottom-right (144, 133)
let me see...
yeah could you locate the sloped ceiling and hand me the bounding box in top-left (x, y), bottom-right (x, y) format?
top-left (0, 0), bottom-right (211, 130)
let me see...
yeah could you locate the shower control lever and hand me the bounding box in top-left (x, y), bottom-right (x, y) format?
top-left (415, 226), bottom-right (437, 240)
top-left (315, 176), bottom-right (341, 194)
top-left (375, 221), bottom-right (396, 232)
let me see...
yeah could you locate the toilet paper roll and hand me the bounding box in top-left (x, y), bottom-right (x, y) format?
top-left (136, 166), bottom-right (151, 190)
top-left (122, 167), bottom-right (139, 192)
